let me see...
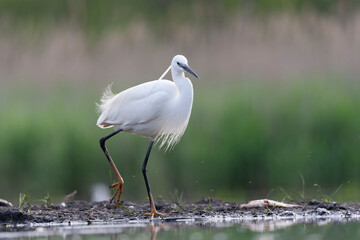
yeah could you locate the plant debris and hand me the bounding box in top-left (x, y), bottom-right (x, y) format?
top-left (240, 199), bottom-right (302, 208)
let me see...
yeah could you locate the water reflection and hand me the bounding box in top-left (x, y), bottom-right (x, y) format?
top-left (241, 219), bottom-right (297, 232)
top-left (1, 217), bottom-right (360, 239)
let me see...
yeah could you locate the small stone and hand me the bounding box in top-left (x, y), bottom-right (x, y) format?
top-left (279, 211), bottom-right (295, 217)
top-left (316, 208), bottom-right (330, 215)
top-left (0, 199), bottom-right (13, 207)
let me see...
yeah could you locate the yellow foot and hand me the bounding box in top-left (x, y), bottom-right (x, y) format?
top-left (109, 181), bottom-right (123, 208)
top-left (144, 209), bottom-right (179, 218)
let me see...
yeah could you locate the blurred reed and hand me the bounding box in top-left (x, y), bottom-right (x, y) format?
top-left (1, 0), bottom-right (360, 204)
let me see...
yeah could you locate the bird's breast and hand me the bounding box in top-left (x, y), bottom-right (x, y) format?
top-left (158, 81), bottom-right (193, 132)
top-left (119, 78), bottom-right (193, 141)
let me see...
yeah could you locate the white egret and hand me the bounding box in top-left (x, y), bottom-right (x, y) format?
top-left (97, 55), bottom-right (198, 217)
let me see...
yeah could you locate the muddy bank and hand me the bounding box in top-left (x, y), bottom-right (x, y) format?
top-left (1, 198), bottom-right (360, 226)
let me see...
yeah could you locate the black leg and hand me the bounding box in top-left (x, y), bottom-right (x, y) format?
top-left (99, 128), bottom-right (124, 207)
top-left (141, 140), bottom-right (179, 217)
top-left (142, 140), bottom-right (154, 205)
top-left (99, 128), bottom-right (123, 154)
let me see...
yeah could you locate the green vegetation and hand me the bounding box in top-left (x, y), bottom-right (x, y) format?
top-left (1, 76), bottom-right (359, 203)
top-left (39, 192), bottom-right (52, 205)
top-left (18, 192), bottom-right (31, 210)
top-left (0, 0), bottom-right (358, 37)
top-left (0, 0), bottom-right (359, 205)
top-left (171, 189), bottom-right (186, 211)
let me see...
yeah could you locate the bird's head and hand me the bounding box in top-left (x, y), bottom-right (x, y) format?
top-left (171, 55), bottom-right (198, 79)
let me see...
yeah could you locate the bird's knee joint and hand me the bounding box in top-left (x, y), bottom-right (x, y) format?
top-left (99, 138), bottom-right (106, 150)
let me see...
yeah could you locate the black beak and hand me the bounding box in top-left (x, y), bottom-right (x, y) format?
top-left (179, 63), bottom-right (199, 79)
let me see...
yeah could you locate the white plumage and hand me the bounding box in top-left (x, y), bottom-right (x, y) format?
top-left (96, 55), bottom-right (197, 150)
top-left (96, 55), bottom-right (198, 217)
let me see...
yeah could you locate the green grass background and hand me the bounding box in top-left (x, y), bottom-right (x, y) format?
top-left (1, 76), bottom-right (359, 203)
top-left (1, 0), bottom-right (360, 205)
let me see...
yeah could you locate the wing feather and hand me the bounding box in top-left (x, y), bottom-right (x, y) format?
top-left (96, 80), bottom-right (176, 129)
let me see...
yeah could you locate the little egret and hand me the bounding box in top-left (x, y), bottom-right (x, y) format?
top-left (97, 55), bottom-right (198, 217)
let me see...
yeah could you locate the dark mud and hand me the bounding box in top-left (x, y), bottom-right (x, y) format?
top-left (1, 198), bottom-right (360, 227)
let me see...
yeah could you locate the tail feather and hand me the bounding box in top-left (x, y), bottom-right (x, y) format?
top-left (96, 83), bottom-right (116, 127)
top-left (96, 83), bottom-right (115, 114)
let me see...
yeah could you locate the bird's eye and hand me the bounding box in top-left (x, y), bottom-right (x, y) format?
top-left (177, 62), bottom-right (180, 66)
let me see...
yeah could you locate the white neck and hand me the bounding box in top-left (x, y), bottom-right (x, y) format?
top-left (172, 70), bottom-right (193, 110)
top-left (172, 70), bottom-right (185, 83)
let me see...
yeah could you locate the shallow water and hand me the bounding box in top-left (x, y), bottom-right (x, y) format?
top-left (1, 218), bottom-right (360, 240)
